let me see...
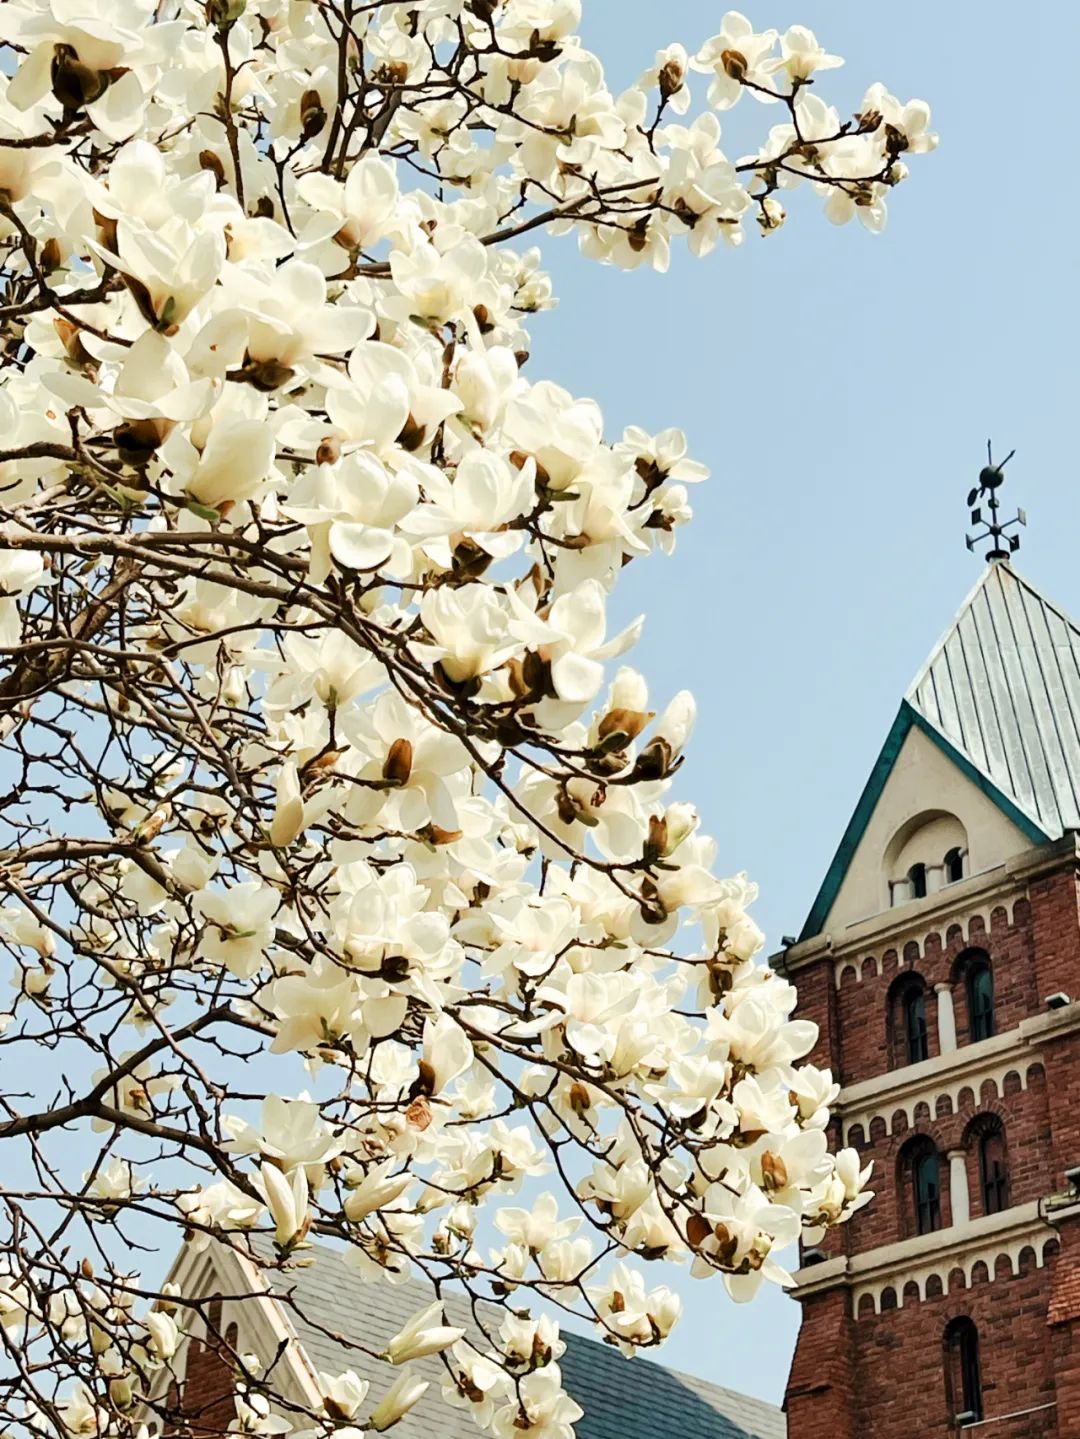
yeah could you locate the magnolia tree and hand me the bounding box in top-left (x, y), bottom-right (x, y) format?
top-left (0, 2), bottom-right (935, 1436)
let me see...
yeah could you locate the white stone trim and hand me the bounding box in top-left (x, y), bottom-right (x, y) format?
top-left (831, 891), bottom-right (1024, 989)
top-left (948, 1150), bottom-right (970, 1228)
top-left (791, 1201), bottom-right (1060, 1316)
top-left (777, 834), bottom-right (1080, 979)
top-left (936, 984), bottom-right (957, 1054)
top-left (158, 1240), bottom-right (323, 1409)
top-left (837, 1003), bottom-right (1080, 1143)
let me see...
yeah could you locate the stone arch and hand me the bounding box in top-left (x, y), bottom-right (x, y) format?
top-left (1017, 1245), bottom-right (1039, 1276)
top-left (885, 810), bottom-right (969, 906)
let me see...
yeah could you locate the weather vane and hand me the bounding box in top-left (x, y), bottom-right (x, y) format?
top-left (966, 440), bottom-right (1026, 562)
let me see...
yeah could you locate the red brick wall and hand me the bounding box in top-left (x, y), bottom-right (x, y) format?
top-left (786, 857), bottom-right (1080, 1439)
top-left (840, 1069), bottom-right (1051, 1253)
top-left (165, 1297), bottom-right (238, 1438)
top-left (818, 902), bottom-right (1041, 1091)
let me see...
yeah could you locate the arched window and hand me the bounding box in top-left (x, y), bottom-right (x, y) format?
top-left (966, 957), bottom-right (995, 1042)
top-left (889, 975), bottom-right (931, 1070)
top-left (944, 847), bottom-right (965, 884)
top-left (978, 1122), bottom-right (1009, 1215)
top-left (903, 985), bottom-right (929, 1065)
top-left (912, 1146), bottom-right (942, 1234)
top-left (900, 1137), bottom-right (942, 1236)
top-left (944, 1318), bottom-right (983, 1424)
top-left (908, 862), bottom-right (928, 899)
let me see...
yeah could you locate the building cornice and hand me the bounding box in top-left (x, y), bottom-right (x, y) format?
top-left (835, 1001), bottom-right (1080, 1141)
top-left (790, 1199), bottom-right (1074, 1316)
top-left (778, 833), bottom-right (1080, 978)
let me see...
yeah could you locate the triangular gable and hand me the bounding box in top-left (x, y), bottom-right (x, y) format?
top-left (799, 700), bottom-right (1048, 941)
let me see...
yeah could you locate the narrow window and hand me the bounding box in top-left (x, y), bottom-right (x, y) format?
top-left (913, 1147), bottom-right (941, 1235)
top-left (904, 986), bottom-right (929, 1064)
top-left (908, 862), bottom-right (928, 899)
top-left (979, 1125), bottom-right (1009, 1215)
top-left (967, 959), bottom-right (995, 1042)
top-left (944, 847), bottom-right (965, 884)
top-left (945, 1318), bottom-right (983, 1424)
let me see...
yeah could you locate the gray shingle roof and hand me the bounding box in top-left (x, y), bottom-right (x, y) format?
top-left (254, 1239), bottom-right (785, 1439)
top-left (906, 559), bottom-right (1080, 838)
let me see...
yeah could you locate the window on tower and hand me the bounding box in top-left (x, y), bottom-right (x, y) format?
top-left (944, 846), bottom-right (966, 884)
top-left (965, 955), bottom-right (995, 1042)
top-left (913, 1147), bottom-right (942, 1234)
top-left (901, 1136), bottom-right (942, 1236)
top-left (944, 1318), bottom-right (983, 1425)
top-left (889, 974), bottom-right (932, 1069)
top-left (903, 984), bottom-right (930, 1065)
top-left (976, 1120), bottom-right (1009, 1215)
top-left (908, 862), bottom-right (928, 899)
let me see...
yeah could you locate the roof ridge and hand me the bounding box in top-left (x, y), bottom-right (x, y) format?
top-left (1003, 560), bottom-right (1080, 638)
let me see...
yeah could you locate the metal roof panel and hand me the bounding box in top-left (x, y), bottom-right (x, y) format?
top-left (904, 561), bottom-right (1080, 838)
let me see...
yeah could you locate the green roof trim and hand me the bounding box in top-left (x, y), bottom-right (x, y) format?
top-left (799, 699), bottom-right (1050, 942)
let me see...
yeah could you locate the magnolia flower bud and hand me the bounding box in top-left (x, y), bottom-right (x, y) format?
top-left (659, 57), bottom-right (686, 99)
top-left (760, 1151), bottom-right (788, 1192)
top-left (369, 1372), bottom-right (429, 1431)
top-left (654, 691), bottom-right (696, 752)
top-left (109, 1377), bottom-right (134, 1410)
top-left (383, 1301), bottom-right (465, 1365)
top-left (145, 1310), bottom-right (180, 1359)
top-left (261, 1161), bottom-right (309, 1250)
top-left (269, 763), bottom-right (305, 848)
top-left (720, 48), bottom-right (748, 81)
top-left (342, 1169), bottom-right (412, 1224)
top-left (382, 738), bottom-right (413, 788)
top-left (661, 802), bottom-right (698, 856)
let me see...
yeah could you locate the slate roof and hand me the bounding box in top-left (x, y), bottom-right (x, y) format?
top-left (253, 1238), bottom-right (785, 1439)
top-left (906, 559), bottom-right (1080, 838)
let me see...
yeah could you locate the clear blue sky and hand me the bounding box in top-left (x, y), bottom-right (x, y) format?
top-left (526, 0), bottom-right (1080, 1405)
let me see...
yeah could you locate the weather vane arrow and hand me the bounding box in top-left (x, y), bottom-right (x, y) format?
top-left (966, 440), bottom-right (1026, 562)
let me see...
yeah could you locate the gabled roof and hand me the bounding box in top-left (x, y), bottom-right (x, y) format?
top-left (906, 560), bottom-right (1080, 838)
top-left (801, 561), bottom-right (1080, 940)
top-left (252, 1239), bottom-right (785, 1439)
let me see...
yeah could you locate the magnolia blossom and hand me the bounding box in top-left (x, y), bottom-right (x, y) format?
top-left (0, 2), bottom-right (933, 1435)
top-left (383, 1301), bottom-right (466, 1365)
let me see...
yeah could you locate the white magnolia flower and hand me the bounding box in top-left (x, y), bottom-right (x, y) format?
top-left (0, 3), bottom-right (934, 1431)
top-left (369, 1371), bottom-right (430, 1431)
top-left (383, 1300), bottom-right (465, 1365)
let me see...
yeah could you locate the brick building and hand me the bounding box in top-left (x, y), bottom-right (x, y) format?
top-left (782, 557), bottom-right (1080, 1437)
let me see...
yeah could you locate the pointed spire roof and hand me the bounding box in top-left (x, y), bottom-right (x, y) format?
top-left (799, 560), bottom-right (1080, 940)
top-left (907, 560), bottom-right (1080, 838)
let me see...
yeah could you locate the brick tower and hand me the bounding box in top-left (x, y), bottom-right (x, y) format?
top-left (782, 555), bottom-right (1080, 1438)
